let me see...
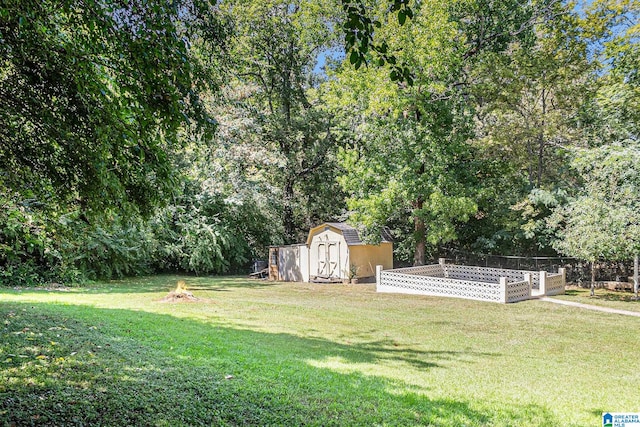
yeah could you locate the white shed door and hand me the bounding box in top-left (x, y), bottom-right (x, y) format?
top-left (317, 241), bottom-right (340, 278)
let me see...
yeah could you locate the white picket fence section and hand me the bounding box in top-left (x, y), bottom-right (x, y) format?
top-left (376, 261), bottom-right (565, 304)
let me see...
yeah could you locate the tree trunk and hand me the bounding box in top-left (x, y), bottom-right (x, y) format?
top-left (536, 88), bottom-right (547, 188)
top-left (590, 261), bottom-right (595, 297)
top-left (413, 231), bottom-right (426, 266)
top-left (283, 178), bottom-right (296, 244)
top-left (537, 131), bottom-right (545, 188)
top-left (413, 200), bottom-right (426, 266)
top-left (634, 254), bottom-right (639, 299)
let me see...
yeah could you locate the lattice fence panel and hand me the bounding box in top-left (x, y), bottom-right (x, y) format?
top-left (378, 271), bottom-right (503, 303)
top-left (545, 273), bottom-right (565, 296)
top-left (377, 263), bottom-right (565, 303)
top-left (389, 264), bottom-right (444, 277)
top-left (505, 280), bottom-right (531, 303)
top-left (444, 265), bottom-right (541, 288)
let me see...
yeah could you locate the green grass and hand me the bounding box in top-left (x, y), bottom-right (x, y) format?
top-left (2, 276), bottom-right (639, 426)
top-left (554, 286), bottom-right (640, 312)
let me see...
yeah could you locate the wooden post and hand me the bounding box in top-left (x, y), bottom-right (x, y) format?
top-left (376, 265), bottom-right (383, 290)
top-left (268, 247), bottom-right (279, 281)
top-left (524, 273), bottom-right (532, 298)
top-left (558, 268), bottom-right (566, 294)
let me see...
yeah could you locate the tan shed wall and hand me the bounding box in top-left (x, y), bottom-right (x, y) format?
top-left (349, 242), bottom-right (393, 278)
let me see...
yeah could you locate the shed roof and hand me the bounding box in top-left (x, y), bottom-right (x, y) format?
top-left (306, 222), bottom-right (392, 246)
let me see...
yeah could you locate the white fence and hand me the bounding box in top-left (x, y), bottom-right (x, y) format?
top-left (376, 262), bottom-right (565, 304)
top-left (542, 272), bottom-right (565, 296)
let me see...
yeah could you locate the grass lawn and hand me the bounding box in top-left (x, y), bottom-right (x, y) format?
top-left (554, 286), bottom-right (640, 313)
top-left (1, 276), bottom-right (639, 426)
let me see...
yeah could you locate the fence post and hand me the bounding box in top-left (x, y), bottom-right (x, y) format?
top-left (540, 271), bottom-right (547, 296)
top-left (376, 265), bottom-right (383, 290)
top-left (438, 258), bottom-right (447, 277)
top-left (558, 268), bottom-right (566, 290)
top-left (500, 277), bottom-right (508, 303)
top-left (524, 273), bottom-right (532, 298)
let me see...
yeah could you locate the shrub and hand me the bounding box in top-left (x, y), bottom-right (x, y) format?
top-left (65, 215), bottom-right (156, 281)
top-left (0, 193), bottom-right (78, 286)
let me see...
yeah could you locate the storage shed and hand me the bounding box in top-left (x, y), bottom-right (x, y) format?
top-left (307, 222), bottom-right (393, 282)
top-left (268, 244), bottom-right (310, 282)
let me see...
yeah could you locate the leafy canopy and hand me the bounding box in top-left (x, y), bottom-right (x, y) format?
top-left (0, 0), bottom-right (226, 216)
top-left (552, 142), bottom-right (640, 263)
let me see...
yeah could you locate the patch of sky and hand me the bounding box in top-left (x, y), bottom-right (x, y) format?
top-left (314, 47), bottom-right (345, 77)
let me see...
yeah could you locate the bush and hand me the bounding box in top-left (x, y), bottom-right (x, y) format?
top-left (65, 215), bottom-right (156, 281)
top-left (0, 193), bottom-right (78, 286)
top-left (1, 186), bottom-right (272, 283)
top-left (150, 195), bottom-right (252, 275)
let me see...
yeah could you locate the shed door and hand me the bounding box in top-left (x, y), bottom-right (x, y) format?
top-left (317, 241), bottom-right (340, 278)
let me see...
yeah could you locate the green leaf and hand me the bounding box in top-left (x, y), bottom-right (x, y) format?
top-left (349, 50), bottom-right (359, 65)
top-left (405, 74), bottom-right (414, 86)
top-left (398, 10), bottom-right (407, 26)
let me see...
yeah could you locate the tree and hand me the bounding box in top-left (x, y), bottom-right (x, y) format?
top-left (551, 143), bottom-right (640, 296)
top-left (328, 2), bottom-right (476, 265)
top-left (328, 0), bottom-right (559, 265)
top-left (471, 9), bottom-right (593, 189)
top-left (219, 0), bottom-right (344, 244)
top-left (553, 0), bottom-right (640, 296)
top-left (337, 0), bottom-right (561, 84)
top-left (582, 0), bottom-right (639, 144)
top-left (0, 188), bottom-right (77, 286)
top-left (334, 103), bottom-right (478, 265)
top-left (339, 0), bottom-right (413, 82)
top-left (148, 113), bottom-right (281, 274)
top-left (459, 2), bottom-right (594, 255)
top-left (0, 0), bottom-right (227, 216)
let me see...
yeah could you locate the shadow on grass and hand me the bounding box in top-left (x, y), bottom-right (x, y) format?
top-left (339, 339), bottom-right (499, 371)
top-left (1, 302), bottom-right (558, 426)
top-left (593, 292), bottom-right (639, 303)
top-left (6, 275), bottom-right (280, 296)
top-left (105, 275), bottom-right (281, 293)
top-left (564, 288), bottom-right (639, 303)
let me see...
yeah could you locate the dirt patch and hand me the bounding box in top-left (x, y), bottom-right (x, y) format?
top-left (159, 290), bottom-right (199, 303)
